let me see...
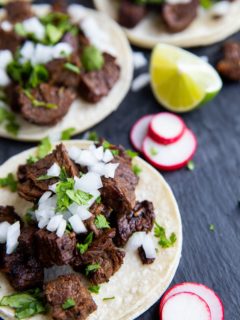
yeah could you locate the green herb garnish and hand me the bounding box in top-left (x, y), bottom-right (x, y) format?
top-left (154, 222), bottom-right (177, 248)
top-left (23, 90), bottom-right (57, 109)
top-left (88, 285), bottom-right (100, 294)
top-left (102, 140), bottom-right (111, 150)
top-left (94, 214), bottom-right (110, 229)
top-left (103, 296), bottom-right (115, 301)
top-left (76, 232), bottom-right (94, 254)
top-left (126, 150), bottom-right (138, 159)
top-left (62, 298), bottom-right (75, 310)
top-left (64, 63), bottom-right (81, 74)
top-left (150, 147), bottom-right (158, 156)
top-left (187, 160), bottom-right (195, 171)
top-left (37, 137), bottom-right (52, 159)
top-left (85, 263), bottom-right (101, 276)
top-left (209, 224), bottom-right (215, 232)
top-left (61, 127), bottom-right (76, 140)
top-left (95, 196), bottom-right (102, 204)
top-left (14, 23), bottom-right (27, 37)
top-left (0, 107), bottom-right (19, 136)
top-left (87, 131), bottom-right (99, 142)
top-left (200, 0), bottom-right (213, 9)
top-left (111, 149), bottom-right (119, 156)
top-left (37, 175), bottom-right (54, 181)
top-left (0, 173), bottom-right (17, 192)
top-left (132, 164), bottom-right (142, 176)
top-left (82, 45), bottom-right (104, 72)
top-left (66, 189), bottom-right (93, 206)
top-left (46, 24), bottom-right (63, 44)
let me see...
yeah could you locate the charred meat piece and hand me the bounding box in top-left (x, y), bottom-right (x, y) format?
top-left (44, 274), bottom-right (97, 320)
top-left (72, 229), bottom-right (125, 284)
top-left (162, 0), bottom-right (198, 33)
top-left (35, 229), bottom-right (76, 267)
top-left (18, 225), bottom-right (38, 256)
top-left (0, 29), bottom-right (22, 53)
top-left (52, 0), bottom-right (68, 13)
top-left (138, 245), bottom-right (155, 264)
top-left (18, 143), bottom-right (79, 202)
top-left (113, 200), bottom-right (155, 247)
top-left (0, 205), bottom-right (21, 225)
top-left (18, 84), bottom-right (75, 126)
top-left (46, 54), bottom-right (81, 88)
top-left (118, 0), bottom-right (147, 28)
top-left (79, 53), bottom-right (120, 103)
top-left (217, 42), bottom-right (240, 81)
top-left (5, 1), bottom-right (33, 23)
top-left (101, 153), bottom-right (139, 213)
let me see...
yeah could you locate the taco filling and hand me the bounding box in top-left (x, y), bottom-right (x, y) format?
top-left (0, 0), bottom-right (121, 128)
top-left (0, 139), bottom-right (171, 320)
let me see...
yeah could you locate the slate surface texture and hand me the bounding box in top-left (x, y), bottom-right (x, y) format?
top-left (0, 1), bottom-right (239, 319)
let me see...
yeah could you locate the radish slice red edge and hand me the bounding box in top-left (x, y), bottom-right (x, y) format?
top-left (130, 114), bottom-right (154, 152)
top-left (160, 282), bottom-right (224, 320)
top-left (161, 292), bottom-right (211, 320)
top-left (142, 128), bottom-right (197, 171)
top-left (148, 112), bottom-right (186, 145)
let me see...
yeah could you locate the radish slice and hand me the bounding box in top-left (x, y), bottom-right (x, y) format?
top-left (130, 114), bottom-right (154, 152)
top-left (142, 128), bottom-right (197, 171)
top-left (148, 113), bottom-right (185, 145)
top-left (161, 292), bottom-right (211, 320)
top-left (160, 283), bottom-right (224, 320)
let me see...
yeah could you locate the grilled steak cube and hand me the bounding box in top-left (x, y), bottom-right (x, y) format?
top-left (18, 143), bottom-right (79, 202)
top-left (79, 53), bottom-right (120, 103)
top-left (162, 0), bottom-right (198, 33)
top-left (18, 84), bottom-right (75, 126)
top-left (46, 54), bottom-right (81, 88)
top-left (217, 42), bottom-right (240, 81)
top-left (118, 0), bottom-right (147, 28)
top-left (44, 274), bottom-right (97, 320)
top-left (0, 206), bottom-right (21, 225)
top-left (73, 229), bottom-right (125, 284)
top-left (113, 201), bottom-right (155, 247)
top-left (18, 226), bottom-right (38, 256)
top-left (5, 1), bottom-right (33, 23)
top-left (0, 29), bottom-right (22, 53)
top-left (52, 0), bottom-right (68, 13)
top-left (35, 229), bottom-right (76, 267)
top-left (138, 245), bottom-right (155, 265)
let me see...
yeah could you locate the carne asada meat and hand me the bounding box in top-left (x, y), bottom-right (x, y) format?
top-left (72, 229), bottom-right (125, 284)
top-left (101, 152), bottom-right (139, 213)
top-left (52, 0), bottom-right (68, 13)
top-left (44, 274), bottom-right (97, 320)
top-left (138, 245), bottom-right (155, 264)
top-left (5, 1), bottom-right (33, 23)
top-left (162, 0), bottom-right (199, 33)
top-left (46, 54), bottom-right (81, 88)
top-left (118, 0), bottom-right (147, 29)
top-left (79, 53), bottom-right (120, 103)
top-left (36, 229), bottom-right (76, 267)
top-left (18, 84), bottom-right (75, 126)
top-left (113, 200), bottom-right (155, 247)
top-left (0, 29), bottom-right (22, 53)
top-left (0, 205), bottom-right (21, 225)
top-left (217, 42), bottom-right (240, 81)
top-left (18, 225), bottom-right (38, 256)
top-left (18, 143), bottom-right (79, 202)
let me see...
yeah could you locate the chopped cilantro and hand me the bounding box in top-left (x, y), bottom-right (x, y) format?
top-left (14, 23), bottom-right (27, 37)
top-left (154, 222), bottom-right (177, 248)
top-left (0, 107), bottom-right (19, 136)
top-left (209, 224), bottom-right (215, 232)
top-left (126, 150), bottom-right (138, 159)
top-left (85, 263), bottom-right (101, 276)
top-left (111, 149), bottom-right (119, 156)
top-left (76, 232), bottom-right (94, 254)
top-left (150, 147), bottom-right (158, 156)
top-left (88, 285), bottom-right (100, 294)
top-left (59, 167), bottom-right (68, 181)
top-left (187, 160), bottom-right (195, 171)
top-left (62, 298), bottom-right (75, 310)
top-left (102, 140), bottom-right (111, 150)
top-left (27, 155), bottom-right (38, 164)
top-left (66, 189), bottom-right (93, 206)
top-left (61, 127), bottom-right (76, 140)
top-left (200, 0), bottom-right (213, 9)
top-left (37, 137), bottom-right (52, 159)
top-left (103, 296), bottom-right (115, 301)
top-left (94, 214), bottom-right (110, 229)
top-left (46, 24), bottom-right (63, 44)
top-left (132, 164), bottom-right (142, 176)
top-left (95, 196), bottom-right (102, 204)
top-left (87, 131), bottom-right (99, 142)
top-left (36, 175), bottom-right (54, 181)
top-left (0, 173), bottom-right (17, 192)
top-left (23, 90), bottom-right (57, 109)
top-left (82, 45), bottom-right (104, 72)
top-left (24, 209), bottom-right (35, 224)
top-left (64, 63), bottom-right (81, 74)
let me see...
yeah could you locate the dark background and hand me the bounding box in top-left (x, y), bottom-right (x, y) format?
top-left (0, 1), bottom-right (240, 319)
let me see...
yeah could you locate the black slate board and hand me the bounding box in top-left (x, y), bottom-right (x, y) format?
top-left (0, 1), bottom-right (240, 319)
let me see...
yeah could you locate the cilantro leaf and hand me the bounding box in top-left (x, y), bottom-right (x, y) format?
top-left (82, 46), bottom-right (104, 72)
top-left (132, 164), bottom-right (142, 176)
top-left (46, 24), bottom-right (63, 44)
top-left (94, 214), bottom-right (110, 229)
top-left (55, 178), bottom-right (75, 211)
top-left (61, 127), bottom-right (76, 140)
top-left (95, 196), bottom-right (102, 204)
top-left (36, 175), bottom-right (54, 181)
top-left (85, 263), bottom-right (101, 276)
top-left (87, 131), bottom-right (99, 142)
top-left (23, 90), bottom-right (57, 109)
top-left (187, 160), bottom-right (195, 171)
top-left (76, 232), bottom-right (94, 254)
top-left (102, 140), bottom-right (111, 150)
top-left (154, 222), bottom-right (177, 248)
top-left (111, 149), bottom-right (119, 156)
top-left (62, 298), bottom-right (75, 310)
top-left (0, 107), bottom-right (20, 136)
top-left (0, 173), bottom-right (17, 192)
top-left (88, 285), bottom-right (100, 294)
top-left (126, 150), bottom-right (138, 159)
top-left (66, 189), bottom-right (93, 206)
top-left (103, 296), bottom-right (115, 301)
top-left (64, 63), bottom-right (81, 74)
top-left (37, 137), bottom-right (52, 159)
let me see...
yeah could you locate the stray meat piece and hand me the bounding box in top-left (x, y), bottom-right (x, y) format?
top-left (0, 29), bottom-right (22, 53)
top-left (217, 42), bottom-right (240, 81)
top-left (5, 1), bottom-right (33, 23)
top-left (35, 229), bottom-right (77, 267)
top-left (18, 143), bottom-right (79, 202)
top-left (18, 225), bottom-right (38, 256)
top-left (0, 205), bottom-right (21, 225)
top-left (18, 84), bottom-right (75, 126)
top-left (162, 0), bottom-right (199, 32)
top-left (138, 245), bottom-right (155, 264)
top-left (44, 274), bottom-right (97, 320)
top-left (118, 0), bottom-right (147, 28)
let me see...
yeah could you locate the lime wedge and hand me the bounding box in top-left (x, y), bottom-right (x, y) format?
top-left (150, 43), bottom-right (222, 112)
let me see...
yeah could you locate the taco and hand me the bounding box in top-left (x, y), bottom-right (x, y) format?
top-left (94, 0), bottom-right (240, 48)
top-left (0, 1), bottom-right (133, 141)
top-left (0, 139), bottom-right (182, 320)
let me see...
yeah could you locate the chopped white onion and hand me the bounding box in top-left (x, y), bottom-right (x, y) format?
top-left (56, 219), bottom-right (67, 237)
top-left (52, 42), bottom-right (73, 59)
top-left (0, 221), bottom-right (10, 243)
top-left (68, 4), bottom-right (87, 23)
top-left (76, 150), bottom-right (98, 167)
top-left (74, 172), bottom-right (102, 193)
top-left (38, 217), bottom-right (50, 229)
top-left (69, 214), bottom-right (87, 234)
top-left (104, 163), bottom-right (119, 178)
top-left (200, 56), bottom-right (209, 63)
top-left (22, 17), bottom-right (45, 40)
top-left (68, 146), bottom-right (81, 162)
top-left (127, 232), bottom-right (146, 251)
top-left (47, 215), bottom-right (63, 232)
top-left (49, 182), bottom-right (58, 193)
top-left (103, 149), bottom-right (114, 163)
top-left (39, 191), bottom-right (52, 204)
top-left (1, 21), bottom-right (12, 32)
top-left (133, 52), bottom-right (147, 69)
top-left (6, 221), bottom-right (20, 254)
top-left (0, 69), bottom-right (11, 87)
top-left (87, 189), bottom-right (101, 208)
top-left (47, 163), bottom-right (61, 177)
top-left (0, 50), bottom-right (13, 70)
top-left (19, 41), bottom-right (35, 64)
top-left (92, 146), bottom-right (104, 161)
top-left (131, 73), bottom-right (150, 92)
top-left (31, 44), bottom-right (53, 65)
top-left (38, 195), bottom-right (57, 210)
top-left (68, 203), bottom-right (92, 220)
top-left (142, 234), bottom-right (156, 259)
top-left (81, 17), bottom-right (109, 50)
top-left (88, 162), bottom-right (106, 176)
